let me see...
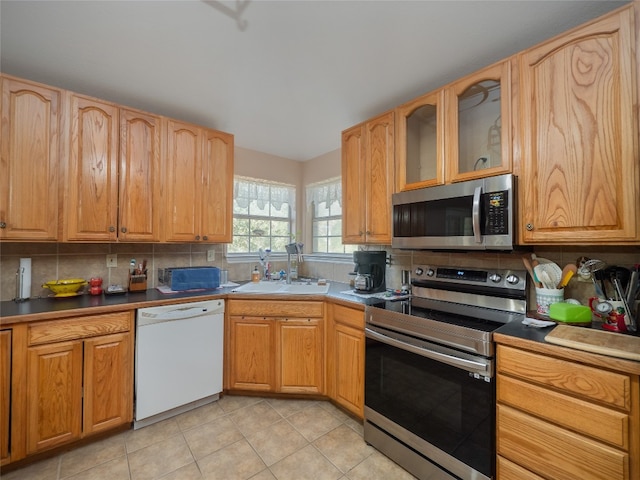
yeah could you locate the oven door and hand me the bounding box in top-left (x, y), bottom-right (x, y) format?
top-left (364, 325), bottom-right (495, 480)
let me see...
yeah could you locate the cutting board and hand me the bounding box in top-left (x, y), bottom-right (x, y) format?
top-left (545, 325), bottom-right (640, 361)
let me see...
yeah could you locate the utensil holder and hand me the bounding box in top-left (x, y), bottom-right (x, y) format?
top-left (535, 287), bottom-right (564, 317)
top-left (129, 274), bottom-right (147, 292)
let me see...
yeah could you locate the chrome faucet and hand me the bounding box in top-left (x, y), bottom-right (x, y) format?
top-left (285, 243), bottom-right (303, 284)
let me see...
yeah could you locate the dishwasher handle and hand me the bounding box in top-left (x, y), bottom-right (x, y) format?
top-left (138, 301), bottom-right (224, 326)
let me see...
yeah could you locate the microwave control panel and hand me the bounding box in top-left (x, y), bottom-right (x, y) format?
top-left (484, 191), bottom-right (508, 234)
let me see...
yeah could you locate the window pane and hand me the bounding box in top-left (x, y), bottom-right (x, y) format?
top-left (328, 200), bottom-right (342, 216)
top-left (271, 220), bottom-right (290, 236)
top-left (327, 219), bottom-right (341, 236)
top-left (328, 237), bottom-right (344, 253)
top-left (316, 237), bottom-right (328, 253)
top-left (271, 202), bottom-right (290, 219)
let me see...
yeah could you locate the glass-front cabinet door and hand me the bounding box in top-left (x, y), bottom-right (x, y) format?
top-left (395, 90), bottom-right (445, 191)
top-left (446, 60), bottom-right (512, 182)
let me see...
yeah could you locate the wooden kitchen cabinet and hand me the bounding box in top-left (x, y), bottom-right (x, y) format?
top-left (495, 341), bottom-right (640, 480)
top-left (15, 312), bottom-right (133, 458)
top-left (64, 95), bottom-right (162, 241)
top-left (326, 302), bottom-right (365, 418)
top-left (163, 119), bottom-right (234, 243)
top-left (395, 59), bottom-right (512, 191)
top-left (0, 75), bottom-right (62, 241)
top-left (342, 110), bottom-right (395, 244)
top-left (226, 299), bottom-right (324, 394)
top-left (1, 330), bottom-right (11, 464)
top-left (517, 6), bottom-right (639, 244)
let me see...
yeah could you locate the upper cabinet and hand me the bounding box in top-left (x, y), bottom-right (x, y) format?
top-left (0, 76), bottom-right (62, 241)
top-left (395, 60), bottom-right (512, 191)
top-left (64, 95), bottom-right (162, 242)
top-left (163, 120), bottom-right (234, 243)
top-left (518, 6), bottom-right (639, 244)
top-left (342, 111), bottom-right (395, 245)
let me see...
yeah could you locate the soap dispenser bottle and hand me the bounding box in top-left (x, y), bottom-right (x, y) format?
top-left (251, 266), bottom-right (260, 282)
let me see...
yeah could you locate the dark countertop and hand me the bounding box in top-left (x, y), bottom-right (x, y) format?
top-left (0, 281), bottom-right (385, 325)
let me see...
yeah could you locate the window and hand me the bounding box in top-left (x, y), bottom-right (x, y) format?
top-left (229, 176), bottom-right (295, 254)
top-left (307, 178), bottom-right (356, 255)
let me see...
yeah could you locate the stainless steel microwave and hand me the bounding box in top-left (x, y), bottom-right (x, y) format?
top-left (392, 174), bottom-right (516, 251)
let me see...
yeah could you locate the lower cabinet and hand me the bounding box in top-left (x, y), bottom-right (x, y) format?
top-left (495, 342), bottom-right (640, 480)
top-left (326, 303), bottom-right (365, 418)
top-left (8, 311), bottom-right (134, 462)
top-left (1, 329), bottom-right (11, 465)
top-left (227, 299), bottom-right (324, 395)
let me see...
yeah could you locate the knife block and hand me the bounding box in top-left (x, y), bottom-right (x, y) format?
top-left (129, 274), bottom-right (147, 292)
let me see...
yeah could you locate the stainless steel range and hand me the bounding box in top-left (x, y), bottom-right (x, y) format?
top-left (364, 264), bottom-right (527, 480)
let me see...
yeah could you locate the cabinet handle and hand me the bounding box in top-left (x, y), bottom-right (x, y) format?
top-left (195, 235), bottom-right (201, 241)
top-left (121, 227), bottom-right (127, 233)
top-left (0, 221), bottom-right (5, 229)
top-left (203, 235), bottom-right (208, 241)
top-left (366, 230), bottom-right (371, 235)
top-left (526, 223), bottom-right (534, 231)
top-left (109, 226), bottom-right (116, 232)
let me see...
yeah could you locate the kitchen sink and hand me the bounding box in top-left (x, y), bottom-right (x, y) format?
top-left (231, 281), bottom-right (330, 295)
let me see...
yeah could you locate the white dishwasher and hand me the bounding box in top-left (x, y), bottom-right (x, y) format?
top-left (134, 299), bottom-right (224, 429)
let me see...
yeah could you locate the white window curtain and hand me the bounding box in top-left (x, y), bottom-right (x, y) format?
top-left (306, 177), bottom-right (342, 209)
top-left (234, 176), bottom-right (295, 211)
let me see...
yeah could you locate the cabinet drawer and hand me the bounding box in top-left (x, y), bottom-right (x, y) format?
top-left (228, 300), bottom-right (323, 318)
top-left (497, 455), bottom-right (546, 480)
top-left (28, 312), bottom-right (132, 346)
top-left (331, 303), bottom-right (364, 329)
top-left (497, 404), bottom-right (628, 480)
top-left (498, 375), bottom-right (629, 449)
top-left (497, 345), bottom-right (631, 410)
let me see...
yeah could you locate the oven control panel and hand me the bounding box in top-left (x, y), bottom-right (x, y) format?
top-left (413, 265), bottom-right (526, 292)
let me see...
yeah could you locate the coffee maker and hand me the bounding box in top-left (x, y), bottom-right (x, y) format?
top-left (352, 251), bottom-right (386, 293)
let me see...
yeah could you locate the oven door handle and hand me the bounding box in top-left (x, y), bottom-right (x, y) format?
top-left (365, 327), bottom-right (490, 376)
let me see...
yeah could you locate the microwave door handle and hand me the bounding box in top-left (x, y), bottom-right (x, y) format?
top-left (472, 186), bottom-right (482, 243)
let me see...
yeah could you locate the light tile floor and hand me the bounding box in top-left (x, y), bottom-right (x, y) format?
top-left (1, 396), bottom-right (418, 480)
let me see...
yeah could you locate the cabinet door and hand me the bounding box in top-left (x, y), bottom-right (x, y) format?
top-left (334, 322), bottom-right (364, 417)
top-left (118, 108), bottom-right (161, 241)
top-left (83, 332), bottom-right (133, 435)
top-left (201, 129), bottom-right (234, 243)
top-left (277, 319), bottom-right (323, 394)
top-left (396, 89), bottom-right (446, 191)
top-left (0, 76), bottom-right (61, 240)
top-left (364, 111), bottom-right (395, 244)
top-left (519, 8), bottom-right (638, 243)
top-left (341, 124), bottom-right (365, 244)
top-left (1, 330), bottom-right (10, 463)
top-left (163, 119), bottom-right (203, 242)
top-left (65, 95), bottom-right (119, 241)
top-left (27, 341), bottom-right (83, 454)
top-left (228, 317), bottom-right (275, 391)
top-left (446, 60), bottom-right (512, 183)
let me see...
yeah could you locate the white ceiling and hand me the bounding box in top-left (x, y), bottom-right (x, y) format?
top-left (0, 0), bottom-right (629, 161)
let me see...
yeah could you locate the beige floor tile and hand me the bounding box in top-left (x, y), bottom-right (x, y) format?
top-left (345, 450), bottom-right (417, 480)
top-left (343, 418), bottom-right (364, 436)
top-left (266, 397), bottom-right (318, 417)
top-left (286, 404), bottom-right (343, 442)
top-left (0, 456), bottom-right (59, 480)
top-left (183, 416), bottom-right (244, 460)
top-left (269, 444), bottom-right (342, 480)
top-left (313, 424), bottom-right (374, 473)
top-left (158, 462), bottom-right (203, 480)
top-left (318, 402), bottom-right (352, 423)
top-left (245, 419), bottom-right (308, 466)
top-left (176, 401), bottom-right (225, 431)
top-left (198, 439), bottom-right (266, 480)
top-left (128, 434), bottom-right (194, 480)
top-left (62, 455), bottom-right (130, 480)
top-left (125, 417), bottom-right (182, 453)
top-left (217, 394), bottom-right (264, 414)
top-left (248, 469), bottom-right (277, 480)
top-left (228, 401), bottom-right (283, 436)
top-left (59, 433), bottom-right (126, 478)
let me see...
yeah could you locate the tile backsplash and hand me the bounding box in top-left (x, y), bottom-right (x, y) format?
top-left (1, 243), bottom-right (638, 309)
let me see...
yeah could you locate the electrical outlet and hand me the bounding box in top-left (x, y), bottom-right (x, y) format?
top-left (106, 254), bottom-right (118, 268)
top-left (207, 249), bottom-right (215, 262)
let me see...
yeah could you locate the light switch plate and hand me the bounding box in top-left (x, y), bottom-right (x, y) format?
top-left (106, 254), bottom-right (117, 268)
top-left (207, 249), bottom-right (215, 262)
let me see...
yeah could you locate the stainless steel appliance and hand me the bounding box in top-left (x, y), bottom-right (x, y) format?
top-left (353, 251), bottom-right (387, 293)
top-left (392, 174), bottom-right (515, 251)
top-left (364, 264), bottom-right (527, 480)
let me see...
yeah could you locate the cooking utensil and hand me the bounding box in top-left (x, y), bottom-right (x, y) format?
top-left (594, 269), bottom-right (610, 300)
top-left (521, 255), bottom-right (541, 288)
top-left (557, 263), bottom-right (577, 288)
top-left (611, 275), bottom-right (636, 332)
top-left (533, 259), bottom-right (562, 290)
